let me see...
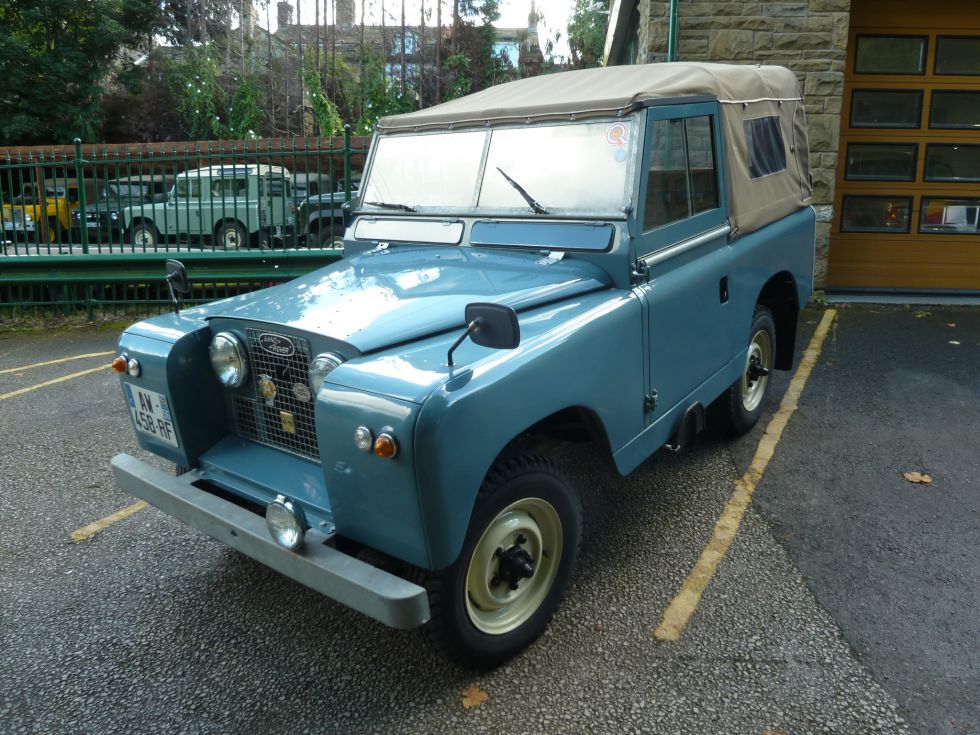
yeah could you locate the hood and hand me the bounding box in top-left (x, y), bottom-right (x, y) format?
top-left (207, 247), bottom-right (611, 353)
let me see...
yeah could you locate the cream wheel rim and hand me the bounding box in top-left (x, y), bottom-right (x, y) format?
top-left (464, 497), bottom-right (563, 635)
top-left (741, 328), bottom-right (772, 412)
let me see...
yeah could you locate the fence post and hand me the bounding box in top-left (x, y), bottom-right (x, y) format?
top-left (343, 124), bottom-right (352, 202)
top-left (73, 138), bottom-right (90, 256)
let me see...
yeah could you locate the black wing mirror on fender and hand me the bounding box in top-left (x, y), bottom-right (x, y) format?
top-left (165, 259), bottom-right (191, 314)
top-left (447, 302), bottom-right (521, 367)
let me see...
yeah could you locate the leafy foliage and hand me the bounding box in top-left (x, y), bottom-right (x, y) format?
top-left (0, 0), bottom-right (160, 144)
top-left (166, 47), bottom-right (265, 139)
top-left (567, 0), bottom-right (609, 68)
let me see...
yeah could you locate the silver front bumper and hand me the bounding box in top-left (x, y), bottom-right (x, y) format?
top-left (111, 453), bottom-right (430, 629)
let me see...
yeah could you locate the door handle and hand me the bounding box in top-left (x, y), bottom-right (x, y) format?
top-left (719, 276), bottom-right (729, 303)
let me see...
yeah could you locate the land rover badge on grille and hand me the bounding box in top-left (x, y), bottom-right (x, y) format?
top-left (258, 333), bottom-right (295, 357)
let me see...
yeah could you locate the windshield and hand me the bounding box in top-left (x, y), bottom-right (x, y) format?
top-left (362, 119), bottom-right (634, 215)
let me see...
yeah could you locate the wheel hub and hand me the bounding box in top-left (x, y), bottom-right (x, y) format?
top-left (494, 536), bottom-right (535, 590)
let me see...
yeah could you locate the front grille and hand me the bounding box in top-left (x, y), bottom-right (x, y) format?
top-left (232, 328), bottom-right (320, 462)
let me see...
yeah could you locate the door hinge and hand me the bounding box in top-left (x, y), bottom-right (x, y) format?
top-left (644, 390), bottom-right (658, 413)
top-left (631, 260), bottom-right (649, 285)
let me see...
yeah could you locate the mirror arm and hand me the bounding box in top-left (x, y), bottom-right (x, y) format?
top-left (165, 273), bottom-right (181, 315)
top-left (447, 319), bottom-right (479, 367)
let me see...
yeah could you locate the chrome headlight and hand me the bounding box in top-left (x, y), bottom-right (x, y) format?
top-left (209, 331), bottom-right (248, 387)
top-left (309, 352), bottom-right (344, 394)
top-left (266, 495), bottom-right (306, 550)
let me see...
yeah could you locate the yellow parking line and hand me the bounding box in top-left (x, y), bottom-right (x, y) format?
top-left (0, 364), bottom-right (110, 401)
top-left (71, 501), bottom-right (148, 543)
top-left (654, 308), bottom-right (838, 642)
top-left (0, 350), bottom-right (114, 375)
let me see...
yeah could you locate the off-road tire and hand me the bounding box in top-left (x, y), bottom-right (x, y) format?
top-left (721, 304), bottom-right (776, 435)
top-left (418, 452), bottom-right (581, 668)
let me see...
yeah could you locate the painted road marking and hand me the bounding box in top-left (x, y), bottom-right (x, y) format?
top-left (654, 308), bottom-right (838, 642)
top-left (0, 365), bottom-right (110, 401)
top-left (0, 351), bottom-right (114, 375)
top-left (71, 501), bottom-right (148, 543)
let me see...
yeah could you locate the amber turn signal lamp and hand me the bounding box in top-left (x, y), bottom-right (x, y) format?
top-left (374, 433), bottom-right (398, 459)
top-left (111, 356), bottom-right (127, 373)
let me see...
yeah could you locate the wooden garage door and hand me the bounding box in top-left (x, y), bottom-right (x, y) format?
top-left (827, 0), bottom-right (980, 291)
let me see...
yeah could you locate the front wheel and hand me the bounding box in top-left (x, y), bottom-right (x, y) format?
top-left (722, 305), bottom-right (776, 435)
top-left (420, 453), bottom-right (581, 668)
top-left (130, 222), bottom-right (158, 248)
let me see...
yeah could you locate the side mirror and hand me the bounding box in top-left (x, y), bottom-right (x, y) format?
top-left (447, 302), bottom-right (520, 367)
top-left (166, 259), bottom-right (191, 293)
top-left (165, 259), bottom-right (190, 314)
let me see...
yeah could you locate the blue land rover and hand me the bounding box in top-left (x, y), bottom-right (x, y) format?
top-left (112, 62), bottom-right (815, 666)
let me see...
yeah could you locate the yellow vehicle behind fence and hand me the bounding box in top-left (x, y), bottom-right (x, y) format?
top-left (1, 179), bottom-right (96, 242)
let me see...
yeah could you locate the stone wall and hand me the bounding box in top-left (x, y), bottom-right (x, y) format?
top-left (635, 0), bottom-right (852, 286)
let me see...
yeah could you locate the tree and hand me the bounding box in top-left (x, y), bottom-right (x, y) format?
top-left (166, 46), bottom-right (266, 139)
top-left (0, 0), bottom-right (161, 144)
top-left (566, 0), bottom-right (608, 69)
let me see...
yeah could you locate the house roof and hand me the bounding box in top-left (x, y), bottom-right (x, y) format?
top-left (378, 62), bottom-right (802, 132)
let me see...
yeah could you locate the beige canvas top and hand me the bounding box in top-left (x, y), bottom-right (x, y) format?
top-left (378, 63), bottom-right (813, 237)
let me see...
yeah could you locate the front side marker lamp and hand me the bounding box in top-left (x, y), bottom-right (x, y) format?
top-left (354, 425), bottom-right (373, 452)
top-left (374, 432), bottom-right (398, 459)
top-left (266, 495), bottom-right (307, 551)
top-left (111, 355), bottom-right (127, 373)
top-left (210, 331), bottom-right (248, 388)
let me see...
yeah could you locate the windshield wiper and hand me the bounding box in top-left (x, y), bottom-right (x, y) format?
top-left (365, 200), bottom-right (416, 212)
top-left (496, 167), bottom-right (549, 215)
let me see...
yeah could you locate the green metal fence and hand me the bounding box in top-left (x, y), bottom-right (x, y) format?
top-left (0, 130), bottom-right (368, 321)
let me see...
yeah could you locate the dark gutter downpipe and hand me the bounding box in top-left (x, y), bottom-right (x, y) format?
top-left (667, 0), bottom-right (679, 61)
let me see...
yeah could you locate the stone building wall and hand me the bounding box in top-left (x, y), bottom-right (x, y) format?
top-left (635, 0), bottom-right (852, 286)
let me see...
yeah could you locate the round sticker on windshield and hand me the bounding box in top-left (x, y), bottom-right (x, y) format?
top-left (605, 122), bottom-right (628, 148)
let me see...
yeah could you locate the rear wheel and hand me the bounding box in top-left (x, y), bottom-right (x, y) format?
top-left (722, 305), bottom-right (776, 435)
top-left (420, 453), bottom-right (581, 668)
top-left (216, 221), bottom-right (247, 251)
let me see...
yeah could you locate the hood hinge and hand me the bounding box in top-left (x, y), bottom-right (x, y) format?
top-left (631, 259), bottom-right (649, 286)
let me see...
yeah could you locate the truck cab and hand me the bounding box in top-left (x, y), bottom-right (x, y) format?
top-left (111, 62), bottom-right (815, 667)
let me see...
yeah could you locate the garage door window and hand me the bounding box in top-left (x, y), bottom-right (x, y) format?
top-left (850, 90), bottom-right (923, 128)
top-left (929, 91), bottom-right (980, 129)
top-left (845, 143), bottom-right (918, 180)
top-left (855, 35), bottom-right (927, 74)
top-left (920, 198), bottom-right (980, 234)
top-left (840, 196), bottom-right (912, 233)
top-left (924, 145), bottom-right (980, 182)
top-left (935, 37), bottom-right (980, 75)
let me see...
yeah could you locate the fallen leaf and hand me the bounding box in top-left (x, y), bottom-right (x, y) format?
top-left (594, 622), bottom-right (606, 633)
top-left (461, 685), bottom-right (489, 710)
top-left (913, 310), bottom-right (931, 318)
top-left (947, 323), bottom-right (956, 327)
top-left (949, 340), bottom-right (961, 345)
top-left (903, 471), bottom-right (933, 485)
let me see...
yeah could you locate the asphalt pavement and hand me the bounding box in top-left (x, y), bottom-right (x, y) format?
top-left (0, 305), bottom-right (976, 734)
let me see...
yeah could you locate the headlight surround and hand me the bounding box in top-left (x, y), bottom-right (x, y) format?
top-left (309, 352), bottom-right (344, 394)
top-left (209, 331), bottom-right (248, 388)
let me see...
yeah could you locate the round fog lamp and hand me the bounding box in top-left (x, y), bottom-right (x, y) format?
top-left (266, 495), bottom-right (306, 551)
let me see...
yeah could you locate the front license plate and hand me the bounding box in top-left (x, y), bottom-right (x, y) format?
top-left (124, 383), bottom-right (179, 448)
